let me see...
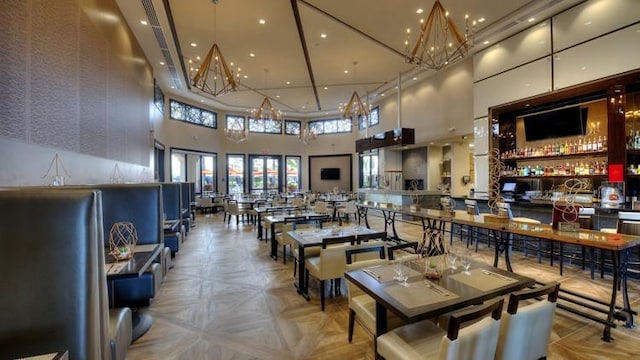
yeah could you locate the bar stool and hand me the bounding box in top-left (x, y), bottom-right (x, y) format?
top-left (498, 202), bottom-right (542, 260)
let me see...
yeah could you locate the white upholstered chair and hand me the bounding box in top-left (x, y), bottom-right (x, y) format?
top-left (377, 298), bottom-right (504, 360)
top-left (305, 235), bottom-right (357, 311)
top-left (345, 245), bottom-right (403, 342)
top-left (495, 283), bottom-right (560, 360)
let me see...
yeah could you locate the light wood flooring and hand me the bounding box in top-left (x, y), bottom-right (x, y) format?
top-left (127, 212), bottom-right (640, 359)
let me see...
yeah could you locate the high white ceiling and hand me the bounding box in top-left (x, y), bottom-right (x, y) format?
top-left (116, 0), bottom-right (583, 118)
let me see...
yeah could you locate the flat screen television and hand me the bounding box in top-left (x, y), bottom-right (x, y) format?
top-left (523, 106), bottom-right (588, 141)
top-left (502, 182), bottom-right (516, 192)
top-left (320, 168), bottom-right (340, 180)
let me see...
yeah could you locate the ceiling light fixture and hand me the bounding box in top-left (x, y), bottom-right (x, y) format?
top-left (404, 0), bottom-right (475, 70)
top-left (339, 61), bottom-right (370, 122)
top-left (189, 2), bottom-right (240, 97)
top-left (299, 125), bottom-right (317, 145)
top-left (251, 69), bottom-right (283, 125)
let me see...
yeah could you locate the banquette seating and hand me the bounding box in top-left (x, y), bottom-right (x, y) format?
top-left (0, 189), bottom-right (132, 360)
top-left (95, 184), bottom-right (164, 309)
top-left (161, 182), bottom-right (182, 257)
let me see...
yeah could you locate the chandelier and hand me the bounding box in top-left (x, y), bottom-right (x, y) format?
top-left (189, 2), bottom-right (240, 97)
top-left (251, 97), bottom-right (282, 122)
top-left (298, 126), bottom-right (317, 145)
top-left (224, 116), bottom-right (248, 143)
top-left (251, 69), bottom-right (282, 124)
top-left (339, 61), bottom-right (370, 121)
top-left (405, 0), bottom-right (475, 70)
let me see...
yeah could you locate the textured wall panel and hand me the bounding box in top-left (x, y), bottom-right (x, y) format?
top-left (0, 1), bottom-right (28, 140)
top-left (107, 57), bottom-right (128, 162)
top-left (30, 0), bottom-right (79, 151)
top-left (78, 11), bottom-right (107, 158)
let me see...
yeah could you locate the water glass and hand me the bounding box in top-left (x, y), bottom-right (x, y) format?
top-left (460, 249), bottom-right (472, 275)
top-left (445, 246), bottom-right (458, 270)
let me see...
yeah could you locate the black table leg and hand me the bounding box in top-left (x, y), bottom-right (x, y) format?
top-left (294, 246), bottom-right (310, 300)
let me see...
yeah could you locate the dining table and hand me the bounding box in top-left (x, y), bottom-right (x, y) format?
top-left (355, 202), bottom-right (640, 341)
top-left (105, 243), bottom-right (162, 341)
top-left (344, 257), bottom-right (536, 336)
top-left (264, 212), bottom-right (329, 258)
top-left (287, 225), bottom-right (382, 301)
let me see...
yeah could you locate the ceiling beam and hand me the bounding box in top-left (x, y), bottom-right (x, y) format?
top-left (298, 0), bottom-right (405, 58)
top-left (290, 0), bottom-right (322, 111)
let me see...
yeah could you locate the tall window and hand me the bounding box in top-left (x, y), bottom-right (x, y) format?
top-left (171, 152), bottom-right (186, 182)
top-left (170, 99), bottom-right (217, 128)
top-left (227, 154), bottom-right (245, 194)
top-left (309, 118), bottom-right (352, 134)
top-left (201, 155), bottom-right (217, 194)
top-left (249, 155), bottom-right (281, 194)
top-left (359, 106), bottom-right (380, 130)
top-left (285, 156), bottom-right (301, 192)
top-left (360, 151), bottom-right (379, 188)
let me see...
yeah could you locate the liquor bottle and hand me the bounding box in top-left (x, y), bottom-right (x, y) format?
top-left (603, 135), bottom-right (608, 151)
top-left (597, 136), bottom-right (603, 152)
top-left (635, 131), bottom-right (640, 150)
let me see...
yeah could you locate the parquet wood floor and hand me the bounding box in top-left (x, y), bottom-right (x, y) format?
top-left (126, 212), bottom-right (640, 359)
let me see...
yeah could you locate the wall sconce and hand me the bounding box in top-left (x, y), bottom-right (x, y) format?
top-left (462, 175), bottom-right (471, 185)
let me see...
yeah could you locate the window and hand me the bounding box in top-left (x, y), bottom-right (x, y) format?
top-left (226, 115), bottom-right (245, 131)
top-left (308, 118), bottom-right (352, 135)
top-left (285, 120), bottom-right (301, 135)
top-left (285, 156), bottom-right (301, 192)
top-left (169, 99), bottom-right (217, 128)
top-left (248, 117), bottom-right (282, 134)
top-left (227, 154), bottom-right (245, 194)
top-left (359, 106), bottom-right (380, 130)
top-left (249, 155), bottom-right (281, 194)
top-left (360, 151), bottom-right (379, 188)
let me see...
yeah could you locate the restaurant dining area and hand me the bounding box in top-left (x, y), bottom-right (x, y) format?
top-left (3, 0), bottom-right (640, 358)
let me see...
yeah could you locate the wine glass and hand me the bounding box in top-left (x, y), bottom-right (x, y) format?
top-left (460, 249), bottom-right (472, 275)
top-left (445, 245), bottom-right (458, 270)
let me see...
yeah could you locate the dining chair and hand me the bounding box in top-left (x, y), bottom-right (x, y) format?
top-left (313, 200), bottom-right (332, 216)
top-left (337, 201), bottom-right (358, 224)
top-left (376, 298), bottom-right (504, 360)
top-left (305, 235), bottom-right (357, 311)
top-left (387, 241), bottom-right (419, 261)
top-left (274, 216), bottom-right (306, 263)
top-left (226, 202), bottom-right (248, 225)
top-left (495, 283), bottom-right (560, 360)
top-left (345, 246), bottom-right (403, 342)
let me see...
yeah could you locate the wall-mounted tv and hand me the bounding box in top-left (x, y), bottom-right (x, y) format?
top-left (523, 106), bottom-right (588, 141)
top-left (320, 168), bottom-right (340, 180)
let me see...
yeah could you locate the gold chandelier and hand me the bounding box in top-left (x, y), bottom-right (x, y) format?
top-left (251, 69), bottom-right (282, 123)
top-left (251, 97), bottom-right (282, 122)
top-left (189, 2), bottom-right (240, 97)
top-left (405, 0), bottom-right (475, 70)
top-left (339, 61), bottom-right (370, 121)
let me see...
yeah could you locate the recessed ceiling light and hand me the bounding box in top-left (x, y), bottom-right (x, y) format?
top-left (249, 53), bottom-right (255, 57)
top-left (196, 56), bottom-right (201, 60)
top-left (381, 93), bottom-right (385, 97)
top-left (171, 86), bottom-right (175, 89)
top-left (243, 75), bottom-right (248, 79)
top-left (344, 70), bottom-right (349, 74)
top-left (200, 99), bottom-right (204, 102)
top-left (429, 142), bottom-right (435, 145)
top-left (276, 95), bottom-right (280, 98)
top-left (190, 42), bottom-right (197, 47)
top-left (140, 20), bottom-right (148, 25)
top-left (259, 19), bottom-right (266, 25)
top-left (477, 17), bottom-right (485, 23)
top-left (324, 87), bottom-right (328, 90)
top-left (580, 66), bottom-right (587, 70)
top-left (159, 61), bottom-right (165, 65)
top-left (302, 105), bottom-right (306, 109)
top-left (416, 8), bottom-right (424, 14)
top-left (483, 40), bottom-right (490, 45)
top-left (528, 17), bottom-right (535, 22)
top-left (412, 77), bottom-right (418, 81)
top-left (286, 81), bottom-right (291, 85)
top-left (321, 33), bottom-right (327, 38)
